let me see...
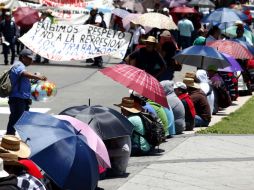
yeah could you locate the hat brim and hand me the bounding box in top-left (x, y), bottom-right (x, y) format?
top-left (187, 83), bottom-right (200, 89)
top-left (114, 103), bottom-right (141, 113)
top-left (143, 40), bottom-right (157, 43)
top-left (0, 141), bottom-right (31, 159)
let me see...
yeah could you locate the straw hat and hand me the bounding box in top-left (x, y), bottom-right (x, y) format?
top-left (0, 158), bottom-right (9, 178)
top-left (143, 36), bottom-right (157, 43)
top-left (114, 97), bottom-right (141, 113)
top-left (183, 78), bottom-right (200, 89)
top-left (0, 135), bottom-right (31, 159)
top-left (184, 72), bottom-right (196, 79)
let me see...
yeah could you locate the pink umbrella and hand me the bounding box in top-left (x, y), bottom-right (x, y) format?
top-left (54, 115), bottom-right (111, 169)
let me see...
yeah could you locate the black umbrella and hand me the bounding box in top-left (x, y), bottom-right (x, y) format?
top-left (59, 105), bottom-right (134, 140)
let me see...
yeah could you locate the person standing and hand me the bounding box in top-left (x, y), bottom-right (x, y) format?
top-left (0, 12), bottom-right (16, 65)
top-left (85, 8), bottom-right (104, 67)
top-left (177, 14), bottom-right (194, 49)
top-left (7, 49), bottom-right (47, 135)
top-left (127, 36), bottom-right (166, 80)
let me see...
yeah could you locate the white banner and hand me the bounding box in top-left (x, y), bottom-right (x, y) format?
top-left (16, 0), bottom-right (113, 25)
top-left (19, 22), bottom-right (131, 61)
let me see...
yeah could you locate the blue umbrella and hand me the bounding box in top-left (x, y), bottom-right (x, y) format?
top-left (202, 8), bottom-right (248, 25)
top-left (173, 45), bottom-right (230, 69)
top-left (14, 111), bottom-right (99, 190)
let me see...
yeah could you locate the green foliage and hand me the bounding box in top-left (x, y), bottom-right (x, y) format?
top-left (198, 97), bottom-right (254, 134)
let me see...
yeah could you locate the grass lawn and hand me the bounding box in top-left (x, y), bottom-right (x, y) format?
top-left (198, 96), bottom-right (254, 134)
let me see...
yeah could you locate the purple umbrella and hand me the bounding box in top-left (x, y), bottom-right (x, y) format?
top-left (218, 53), bottom-right (243, 72)
top-left (160, 0), bottom-right (187, 8)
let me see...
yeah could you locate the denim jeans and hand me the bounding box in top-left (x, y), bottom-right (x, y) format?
top-left (195, 115), bottom-right (210, 127)
top-left (7, 97), bottom-right (30, 135)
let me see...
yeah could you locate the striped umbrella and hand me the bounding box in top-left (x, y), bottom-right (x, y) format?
top-left (207, 40), bottom-right (254, 60)
top-left (100, 64), bottom-right (168, 108)
top-left (133, 12), bottom-right (177, 30)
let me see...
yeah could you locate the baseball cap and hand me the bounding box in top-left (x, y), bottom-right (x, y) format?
top-left (5, 12), bottom-right (11, 16)
top-left (174, 82), bottom-right (187, 90)
top-left (20, 49), bottom-right (34, 59)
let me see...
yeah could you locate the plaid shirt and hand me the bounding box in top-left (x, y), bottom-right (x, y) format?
top-left (17, 174), bottom-right (46, 190)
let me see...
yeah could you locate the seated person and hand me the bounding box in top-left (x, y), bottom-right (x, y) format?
top-left (174, 82), bottom-right (196, 131)
top-left (183, 78), bottom-right (211, 127)
top-left (160, 80), bottom-right (185, 134)
top-left (104, 136), bottom-right (131, 176)
top-left (115, 97), bottom-right (152, 156)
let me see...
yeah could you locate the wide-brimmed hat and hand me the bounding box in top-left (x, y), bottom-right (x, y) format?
top-left (143, 36), bottom-right (157, 43)
top-left (183, 78), bottom-right (200, 89)
top-left (184, 72), bottom-right (196, 79)
top-left (0, 158), bottom-right (9, 178)
top-left (114, 97), bottom-right (141, 113)
top-left (0, 135), bottom-right (31, 158)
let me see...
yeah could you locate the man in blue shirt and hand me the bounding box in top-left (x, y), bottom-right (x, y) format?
top-left (7, 49), bottom-right (47, 135)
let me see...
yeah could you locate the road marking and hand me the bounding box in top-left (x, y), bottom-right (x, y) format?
top-left (0, 107), bottom-right (51, 114)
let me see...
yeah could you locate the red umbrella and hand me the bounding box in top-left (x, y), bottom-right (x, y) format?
top-left (100, 64), bottom-right (168, 108)
top-left (13, 7), bottom-right (40, 28)
top-left (171, 6), bottom-right (197, 14)
top-left (207, 40), bottom-right (254, 60)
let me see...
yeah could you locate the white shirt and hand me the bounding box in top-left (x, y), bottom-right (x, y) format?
top-left (95, 14), bottom-right (102, 24)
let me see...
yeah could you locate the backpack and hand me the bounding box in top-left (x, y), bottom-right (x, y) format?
top-left (0, 68), bottom-right (12, 98)
top-left (138, 112), bottom-right (165, 147)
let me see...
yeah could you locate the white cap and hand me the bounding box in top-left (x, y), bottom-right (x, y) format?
top-left (5, 12), bottom-right (11, 16)
top-left (163, 7), bottom-right (169, 12)
top-left (174, 82), bottom-right (187, 90)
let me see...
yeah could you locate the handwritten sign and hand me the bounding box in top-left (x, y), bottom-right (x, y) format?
top-left (19, 22), bottom-right (131, 61)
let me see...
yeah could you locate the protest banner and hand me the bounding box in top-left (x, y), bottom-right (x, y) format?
top-left (16, 0), bottom-right (113, 25)
top-left (19, 22), bottom-right (131, 61)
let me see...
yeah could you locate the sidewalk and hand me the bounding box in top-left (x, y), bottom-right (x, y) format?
top-left (99, 95), bottom-right (254, 190)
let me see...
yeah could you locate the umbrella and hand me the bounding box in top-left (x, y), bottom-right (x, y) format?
top-left (168, 0), bottom-right (187, 8)
top-left (14, 111), bottom-right (99, 190)
top-left (132, 12), bottom-right (177, 30)
top-left (188, 0), bottom-right (215, 8)
top-left (59, 105), bottom-right (134, 141)
top-left (112, 8), bottom-right (130, 18)
top-left (221, 25), bottom-right (254, 45)
top-left (202, 8), bottom-right (248, 25)
top-left (54, 115), bottom-right (111, 169)
top-left (13, 7), bottom-right (40, 28)
top-left (218, 53), bottom-right (243, 72)
top-left (100, 64), bottom-right (168, 108)
top-left (171, 6), bottom-right (197, 14)
top-left (122, 13), bottom-right (142, 30)
top-left (122, 0), bottom-right (145, 13)
top-left (173, 45), bottom-right (230, 69)
top-left (207, 40), bottom-right (254, 59)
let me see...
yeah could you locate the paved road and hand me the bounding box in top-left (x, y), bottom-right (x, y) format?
top-left (0, 55), bottom-right (195, 130)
